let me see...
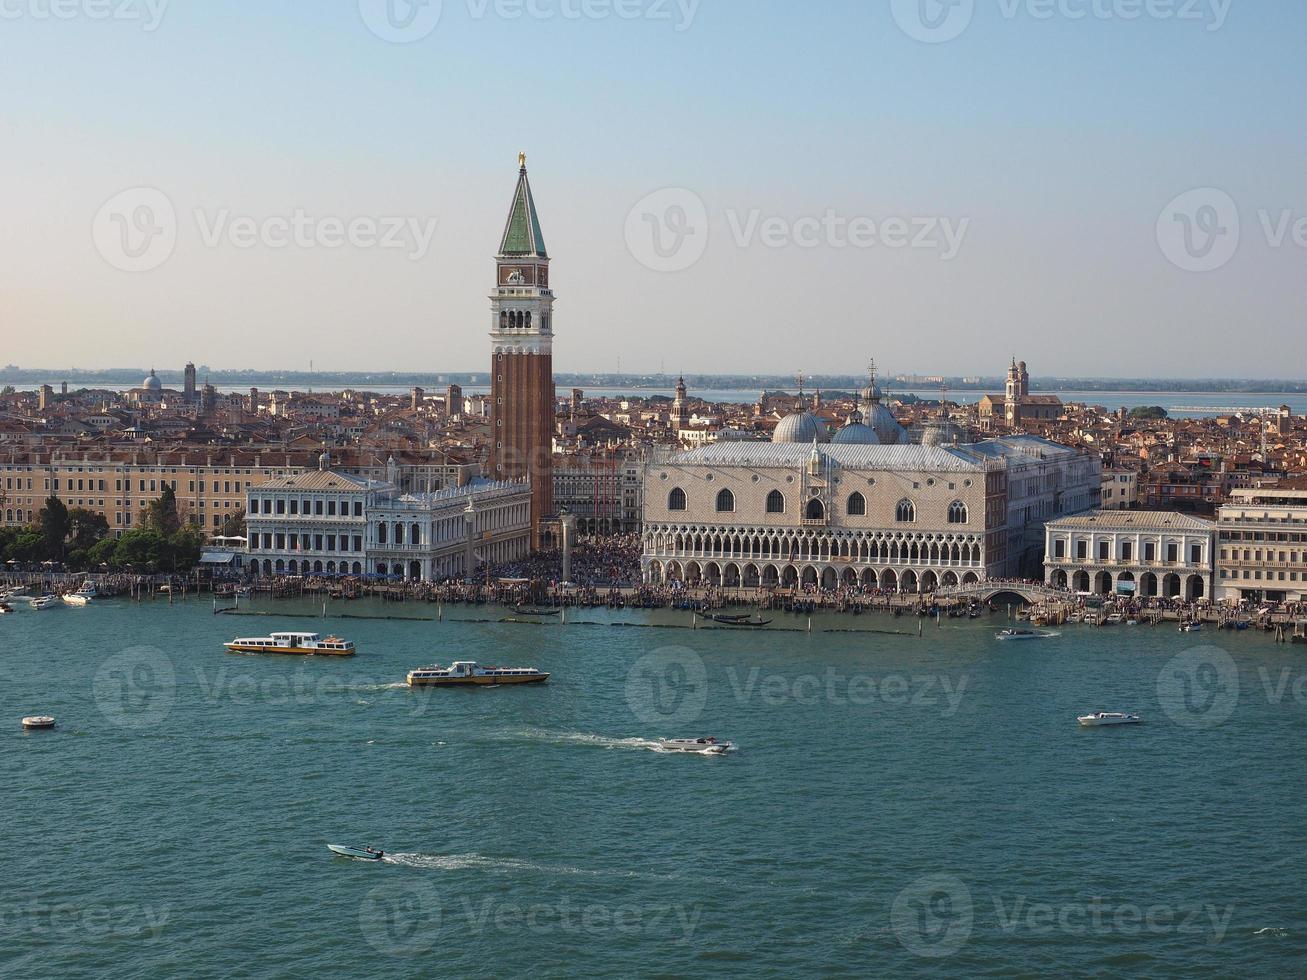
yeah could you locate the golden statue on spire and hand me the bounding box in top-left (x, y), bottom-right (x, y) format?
top-left (519, 151), bottom-right (527, 169)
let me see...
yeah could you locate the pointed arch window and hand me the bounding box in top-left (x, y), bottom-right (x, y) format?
top-left (896, 499), bottom-right (916, 523)
top-left (846, 492), bottom-right (866, 517)
top-left (766, 490), bottom-right (785, 514)
top-left (716, 489), bottom-right (736, 513)
top-left (948, 501), bottom-right (968, 524)
top-left (805, 498), bottom-right (825, 521)
top-left (668, 487), bottom-right (687, 511)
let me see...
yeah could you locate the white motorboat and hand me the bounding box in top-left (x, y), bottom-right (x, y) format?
top-left (995, 628), bottom-right (1055, 641)
top-left (29, 595), bottom-right (60, 610)
top-left (1179, 622), bottom-right (1203, 633)
top-left (658, 737), bottom-right (735, 755)
top-left (62, 593), bottom-right (91, 607)
top-left (1078, 712), bottom-right (1142, 727)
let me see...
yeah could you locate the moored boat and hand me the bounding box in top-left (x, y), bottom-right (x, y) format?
top-left (658, 737), bottom-right (735, 755)
top-left (29, 595), bottom-right (60, 610)
top-left (406, 661), bottom-right (549, 687)
top-left (225, 632), bottom-right (356, 656)
top-left (328, 844), bottom-right (384, 860)
top-left (1078, 712), bottom-right (1142, 727)
top-left (1179, 621), bottom-right (1204, 633)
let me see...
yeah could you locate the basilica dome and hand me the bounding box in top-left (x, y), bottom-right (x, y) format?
top-left (831, 409), bottom-right (880, 446)
top-left (143, 369), bottom-right (162, 391)
top-left (772, 411), bottom-right (824, 444)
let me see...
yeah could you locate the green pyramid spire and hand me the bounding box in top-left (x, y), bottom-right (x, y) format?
top-left (498, 155), bottom-right (548, 258)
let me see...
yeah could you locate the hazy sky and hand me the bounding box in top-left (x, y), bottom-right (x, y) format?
top-left (2, 0), bottom-right (1303, 378)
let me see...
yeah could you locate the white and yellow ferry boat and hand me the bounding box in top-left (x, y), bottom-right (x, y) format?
top-left (406, 661), bottom-right (549, 687)
top-left (224, 632), bottom-right (356, 657)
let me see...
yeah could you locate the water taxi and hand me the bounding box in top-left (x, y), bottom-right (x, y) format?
top-left (62, 593), bottom-right (91, 607)
top-left (29, 595), bottom-right (60, 610)
top-left (1179, 621), bottom-right (1204, 633)
top-left (406, 662), bottom-right (549, 687)
top-left (22, 716), bottom-right (56, 730)
top-left (995, 628), bottom-right (1055, 641)
top-left (1078, 712), bottom-right (1142, 727)
top-left (328, 844), bottom-right (384, 861)
top-left (224, 632), bottom-right (356, 656)
top-left (659, 737), bottom-right (735, 755)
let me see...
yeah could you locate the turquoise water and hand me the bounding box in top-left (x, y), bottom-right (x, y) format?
top-left (4, 598), bottom-right (1305, 977)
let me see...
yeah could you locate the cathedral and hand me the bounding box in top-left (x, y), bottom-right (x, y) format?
top-left (489, 155), bottom-right (555, 549)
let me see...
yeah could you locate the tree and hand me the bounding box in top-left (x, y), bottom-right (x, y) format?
top-left (86, 536), bottom-right (119, 568)
top-left (219, 507), bottom-right (247, 539)
top-left (1128, 406), bottom-right (1169, 421)
top-left (145, 484), bottom-right (182, 536)
top-left (68, 508), bottom-right (109, 552)
top-left (36, 495), bottom-right (70, 560)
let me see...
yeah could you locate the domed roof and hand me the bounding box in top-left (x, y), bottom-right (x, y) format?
top-left (143, 369), bottom-right (161, 391)
top-left (921, 419), bottom-right (962, 448)
top-left (772, 411), bottom-right (824, 444)
top-left (865, 402), bottom-right (908, 446)
top-left (831, 409), bottom-right (880, 446)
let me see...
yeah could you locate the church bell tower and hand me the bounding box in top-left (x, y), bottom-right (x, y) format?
top-left (489, 154), bottom-right (555, 549)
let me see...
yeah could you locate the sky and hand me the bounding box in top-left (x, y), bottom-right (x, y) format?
top-left (1, 0), bottom-right (1304, 379)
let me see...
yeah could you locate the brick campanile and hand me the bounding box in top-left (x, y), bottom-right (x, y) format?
top-left (489, 154), bottom-right (555, 549)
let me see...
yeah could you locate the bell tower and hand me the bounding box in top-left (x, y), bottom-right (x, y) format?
top-left (489, 154), bottom-right (555, 548)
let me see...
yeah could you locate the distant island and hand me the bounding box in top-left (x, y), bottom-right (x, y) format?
top-left (3, 365), bottom-right (1306, 395)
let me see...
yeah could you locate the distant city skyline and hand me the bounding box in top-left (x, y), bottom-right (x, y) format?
top-left (3, 3), bottom-right (1304, 376)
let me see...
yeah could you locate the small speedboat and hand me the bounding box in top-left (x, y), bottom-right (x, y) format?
top-left (328, 844), bottom-right (384, 861)
top-left (22, 716), bottom-right (56, 730)
top-left (1179, 622), bottom-right (1203, 633)
top-left (1078, 712), bottom-right (1142, 727)
top-left (0, 602), bottom-right (12, 615)
top-left (658, 737), bottom-right (735, 755)
top-left (995, 628), bottom-right (1054, 641)
top-left (62, 593), bottom-right (90, 607)
top-left (29, 595), bottom-right (60, 610)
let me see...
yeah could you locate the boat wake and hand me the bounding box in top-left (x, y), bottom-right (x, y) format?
top-left (1253, 927), bottom-right (1289, 938)
top-left (491, 729), bottom-right (666, 753)
top-left (381, 852), bottom-right (639, 879)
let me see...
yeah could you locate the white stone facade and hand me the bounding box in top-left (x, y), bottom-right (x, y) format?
top-left (247, 470), bottom-right (531, 581)
top-left (641, 442), bottom-right (1008, 592)
top-left (1044, 511), bottom-right (1215, 600)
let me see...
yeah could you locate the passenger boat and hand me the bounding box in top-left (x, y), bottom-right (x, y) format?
top-left (995, 628), bottom-right (1054, 641)
top-left (29, 595), bottom-right (60, 610)
top-left (224, 632), bottom-right (356, 656)
top-left (1078, 712), bottom-right (1142, 727)
top-left (406, 662), bottom-right (549, 687)
top-left (512, 607), bottom-right (560, 617)
top-left (658, 737), bottom-right (735, 755)
top-left (22, 716), bottom-right (56, 730)
top-left (328, 844), bottom-right (384, 861)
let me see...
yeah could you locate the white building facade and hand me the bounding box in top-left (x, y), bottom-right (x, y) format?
top-left (1044, 511), bottom-right (1215, 600)
top-left (246, 467), bottom-right (531, 581)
